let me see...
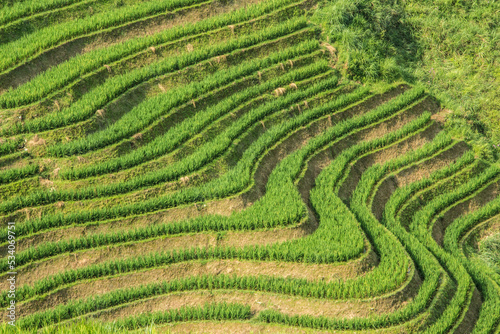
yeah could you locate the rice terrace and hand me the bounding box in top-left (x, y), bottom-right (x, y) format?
top-left (0, 0), bottom-right (499, 332)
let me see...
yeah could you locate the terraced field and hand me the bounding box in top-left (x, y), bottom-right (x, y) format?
top-left (0, 0), bottom-right (499, 333)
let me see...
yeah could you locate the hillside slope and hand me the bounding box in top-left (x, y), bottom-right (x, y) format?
top-left (0, 0), bottom-right (499, 333)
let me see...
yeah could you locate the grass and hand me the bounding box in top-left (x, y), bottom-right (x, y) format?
top-left (312, 0), bottom-right (500, 161)
top-left (478, 232), bottom-right (500, 275)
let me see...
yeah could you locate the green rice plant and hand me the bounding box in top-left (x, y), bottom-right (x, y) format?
top-left (0, 84), bottom-right (361, 230)
top-left (373, 144), bottom-right (494, 332)
top-left (396, 159), bottom-right (487, 232)
top-left (0, 76), bottom-right (341, 267)
top-left (0, 138), bottom-right (23, 156)
top-left (378, 150), bottom-right (477, 330)
top-left (0, 0), bottom-right (307, 109)
top-left (8, 23), bottom-right (315, 136)
top-left (478, 233), bottom-right (500, 274)
top-left (60, 50), bottom-right (324, 179)
top-left (0, 86), bottom-right (432, 306)
top-left (9, 89), bottom-right (439, 272)
top-left (15, 272), bottom-right (405, 329)
top-left (410, 166), bottom-right (500, 235)
top-left (114, 302), bottom-right (252, 330)
top-left (0, 72), bottom-right (349, 216)
top-left (63, 50), bottom-right (324, 177)
top-left (45, 37), bottom-right (320, 160)
top-left (0, 164), bottom-right (38, 185)
top-left (8, 85), bottom-right (424, 220)
top-left (13, 248), bottom-right (413, 330)
top-left (444, 198), bottom-right (500, 333)
top-left (10, 113), bottom-right (448, 330)
top-left (20, 303), bottom-right (250, 331)
top-left (344, 134), bottom-right (456, 322)
top-left (4, 57), bottom-right (331, 203)
top-left (345, 134), bottom-right (477, 331)
top-left (270, 111), bottom-right (434, 266)
top-left (384, 151), bottom-right (477, 233)
top-left (405, 166), bottom-right (500, 332)
top-left (1, 317), bottom-right (126, 334)
top-left (404, 167), bottom-right (499, 328)
top-left (44, 19), bottom-right (310, 155)
top-left (0, 0), bottom-right (89, 26)
top-left (0, 0), bottom-right (211, 73)
top-left (3, 17), bottom-right (310, 110)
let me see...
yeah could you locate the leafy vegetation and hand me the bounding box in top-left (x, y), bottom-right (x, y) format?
top-left (0, 0), bottom-right (498, 332)
top-left (313, 0), bottom-right (500, 159)
top-left (477, 232), bottom-right (500, 274)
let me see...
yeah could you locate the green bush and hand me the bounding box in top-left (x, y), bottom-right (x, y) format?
top-left (313, 0), bottom-right (415, 81)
